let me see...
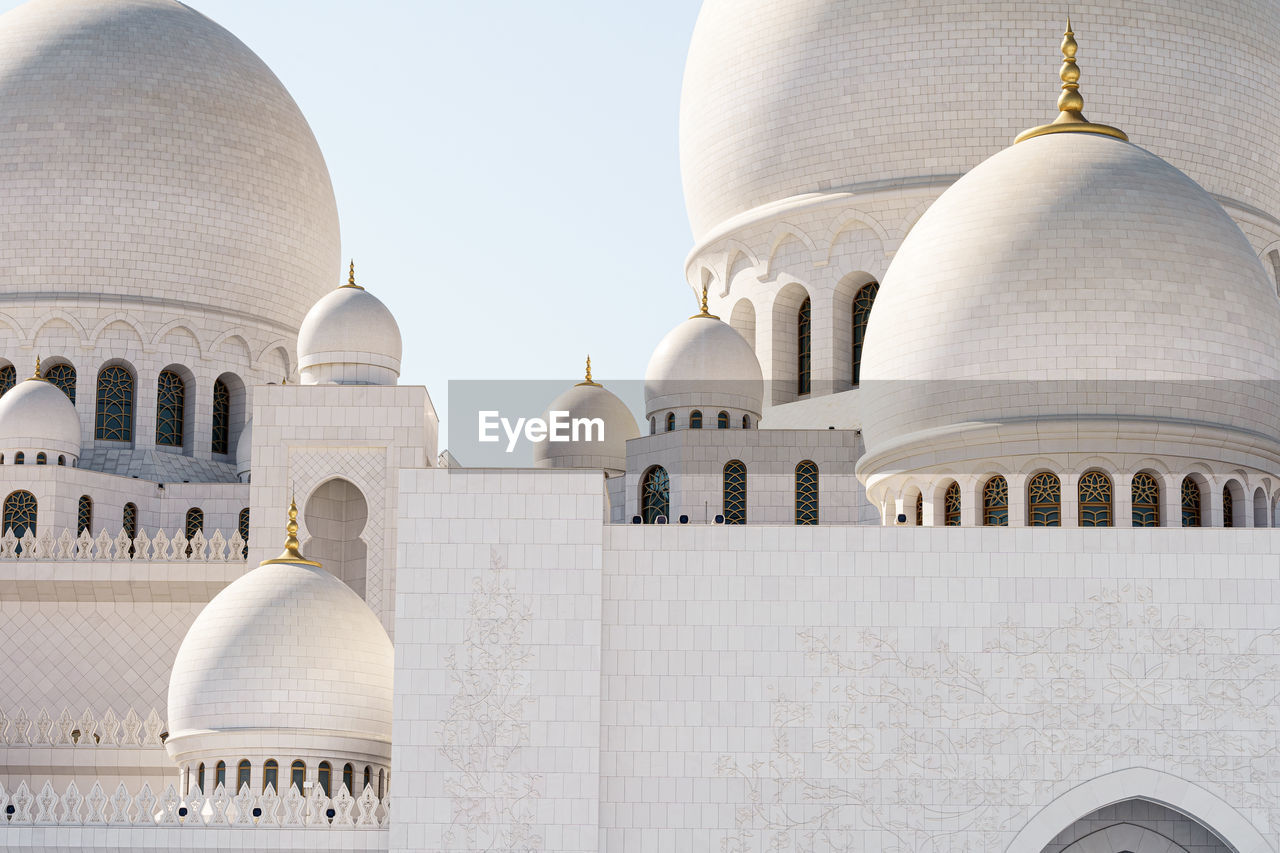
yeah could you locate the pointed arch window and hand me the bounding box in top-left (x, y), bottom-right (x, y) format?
top-left (156, 370), bottom-right (185, 447)
top-left (239, 760), bottom-right (253, 793)
top-left (44, 363), bottom-right (76, 404)
top-left (3, 490), bottom-right (36, 540)
top-left (0, 364), bottom-right (14, 397)
top-left (1223, 485), bottom-right (1235, 528)
top-left (665, 412), bottom-right (675, 432)
top-left (1181, 477), bottom-right (1202, 527)
top-left (95, 366), bottom-right (133, 442)
top-left (211, 378), bottom-right (230, 454)
top-left (983, 476), bottom-right (1008, 526)
top-left (641, 465), bottom-right (670, 524)
top-left (1028, 472), bottom-right (1061, 526)
top-left (717, 411), bottom-right (729, 429)
top-left (1132, 473), bottom-right (1159, 527)
top-left (797, 297), bottom-right (811, 395)
top-left (795, 460), bottom-right (819, 525)
top-left (723, 460), bottom-right (746, 525)
top-left (1077, 471), bottom-right (1112, 527)
top-left (944, 482), bottom-right (962, 526)
top-left (77, 495), bottom-right (92, 536)
top-left (852, 281), bottom-right (879, 386)
top-left (261, 759), bottom-right (276, 792)
top-left (690, 410), bottom-right (702, 429)
top-left (238, 507), bottom-right (250, 559)
top-left (290, 760), bottom-right (306, 793)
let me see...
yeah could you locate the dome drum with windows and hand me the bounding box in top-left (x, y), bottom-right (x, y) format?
top-left (0, 359), bottom-right (81, 466)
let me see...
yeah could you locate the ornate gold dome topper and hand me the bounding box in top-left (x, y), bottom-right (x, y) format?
top-left (260, 497), bottom-right (321, 567)
top-left (577, 355), bottom-right (602, 387)
top-left (1015, 19), bottom-right (1128, 144)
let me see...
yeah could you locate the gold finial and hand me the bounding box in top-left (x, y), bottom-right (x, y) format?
top-left (342, 259), bottom-right (364, 290)
top-left (261, 497), bottom-right (321, 567)
top-left (577, 355), bottom-right (601, 387)
top-left (30, 355), bottom-right (43, 380)
top-left (1014, 19), bottom-right (1128, 144)
top-left (689, 283), bottom-right (720, 320)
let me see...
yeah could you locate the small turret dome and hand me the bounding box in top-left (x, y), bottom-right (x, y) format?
top-left (0, 366), bottom-right (81, 464)
top-left (533, 360), bottom-right (639, 477)
top-left (234, 418), bottom-right (252, 483)
top-left (297, 262), bottom-right (402, 386)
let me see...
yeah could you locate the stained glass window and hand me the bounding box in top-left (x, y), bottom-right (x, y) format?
top-left (665, 412), bottom-right (675, 432)
top-left (290, 760), bottom-right (306, 793)
top-left (944, 482), bottom-right (962, 526)
top-left (1181, 477), bottom-right (1201, 527)
top-left (1223, 485), bottom-right (1235, 528)
top-left (915, 492), bottom-right (923, 526)
top-left (123, 503), bottom-right (138, 540)
top-left (0, 364), bottom-right (14, 397)
top-left (983, 476), bottom-right (1008, 526)
top-left (184, 507), bottom-right (203, 557)
top-left (1028, 472), bottom-right (1061, 527)
top-left (795, 460), bottom-right (819, 525)
top-left (77, 495), bottom-right (92, 536)
top-left (717, 411), bottom-right (729, 429)
top-left (690, 410), bottom-right (702, 429)
top-left (95, 366), bottom-right (133, 442)
top-left (797, 298), bottom-right (811, 396)
top-left (3, 490), bottom-right (36, 540)
top-left (723, 460), bottom-right (746, 525)
top-left (35, 452), bottom-right (45, 465)
top-left (211, 378), bottom-right (230, 454)
top-left (1132, 473), bottom-right (1159, 527)
top-left (155, 370), bottom-right (185, 447)
top-left (852, 281), bottom-right (879, 386)
top-left (260, 760), bottom-right (275, 793)
top-left (641, 466), bottom-right (669, 524)
top-left (238, 507), bottom-right (250, 559)
top-left (1077, 471), bottom-right (1112, 527)
top-left (44, 363), bottom-right (76, 404)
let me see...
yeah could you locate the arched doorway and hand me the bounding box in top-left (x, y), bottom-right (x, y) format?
top-left (1041, 801), bottom-right (1229, 852)
top-left (304, 478), bottom-right (369, 598)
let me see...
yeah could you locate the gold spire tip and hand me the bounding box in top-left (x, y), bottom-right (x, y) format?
top-left (690, 283), bottom-right (720, 320)
top-left (30, 355), bottom-right (43, 380)
top-left (577, 354), bottom-right (601, 387)
top-left (342, 259), bottom-right (364, 290)
top-left (1014, 19), bottom-right (1128, 144)
top-left (260, 496), bottom-right (321, 567)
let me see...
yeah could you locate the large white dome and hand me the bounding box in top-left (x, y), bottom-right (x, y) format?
top-left (0, 0), bottom-right (340, 330)
top-left (680, 0), bottom-right (1280, 240)
top-left (0, 372), bottom-right (81, 462)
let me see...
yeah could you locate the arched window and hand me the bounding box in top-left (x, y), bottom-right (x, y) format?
top-left (797, 297), bottom-right (811, 395)
top-left (723, 460), bottom-right (746, 525)
top-left (742, 414), bottom-right (751, 429)
top-left (795, 460), bottom-right (819, 525)
top-left (291, 760), bottom-right (306, 793)
top-left (57, 456), bottom-right (64, 466)
top-left (343, 763), bottom-right (354, 796)
top-left (43, 363), bottom-right (76, 404)
top-left (1077, 471), bottom-right (1112, 527)
top-left (239, 759), bottom-right (253, 793)
top-left (12, 452), bottom-right (21, 465)
top-left (1028, 472), bottom-right (1061, 526)
top-left (690, 410), bottom-right (702, 429)
top-left (155, 370), bottom-right (185, 447)
top-left (123, 503), bottom-right (138, 540)
top-left (641, 465), bottom-right (670, 524)
top-left (1132, 473), bottom-right (1159, 527)
top-left (944, 482), bottom-right (961, 526)
top-left (35, 452), bottom-right (45, 465)
top-left (3, 490), bottom-right (37, 539)
top-left (915, 492), bottom-right (923, 526)
top-left (1181, 477), bottom-right (1202, 527)
top-left (852, 281), bottom-right (879, 386)
top-left (318, 761), bottom-right (332, 797)
top-left (982, 476), bottom-right (1008, 526)
top-left (211, 378), bottom-right (230, 454)
top-left (77, 495), bottom-right (92, 536)
top-left (649, 417), bottom-right (655, 435)
top-left (665, 412), bottom-right (675, 432)
top-left (215, 761), bottom-right (226, 791)
top-left (0, 364), bottom-right (14, 397)
top-left (378, 769), bottom-right (385, 798)
top-left (263, 759), bottom-right (278, 792)
top-left (184, 507), bottom-right (203, 557)
top-left (239, 507), bottom-right (250, 559)
top-left (717, 411), bottom-right (729, 429)
top-left (95, 366), bottom-right (134, 442)
top-left (197, 762), bottom-right (205, 794)
top-left (363, 766), bottom-right (372, 794)
top-left (1223, 485), bottom-right (1235, 528)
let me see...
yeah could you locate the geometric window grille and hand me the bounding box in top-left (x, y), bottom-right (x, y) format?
top-left (797, 298), bottom-right (811, 396)
top-left (641, 465), bottom-right (670, 524)
top-left (94, 366), bottom-right (134, 442)
top-left (123, 503), bottom-right (138, 540)
top-left (0, 364), bottom-right (14, 398)
top-left (852, 281), bottom-right (879, 387)
top-left (77, 495), bottom-right (92, 536)
top-left (717, 411), bottom-right (729, 429)
top-left (795, 460), bottom-right (819, 525)
top-left (3, 489), bottom-right (36, 540)
top-left (983, 476), bottom-right (1008, 526)
top-left (238, 507), bottom-right (250, 559)
top-left (1077, 471), bottom-right (1112, 527)
top-left (722, 460), bottom-right (746, 525)
top-left (944, 481), bottom-right (962, 526)
top-left (915, 492), bottom-right (923, 526)
top-left (1131, 473), bottom-right (1159, 527)
top-left (1181, 477), bottom-right (1202, 528)
top-left (1223, 485), bottom-right (1234, 528)
top-left (1028, 472), bottom-right (1061, 527)
top-left (184, 507), bottom-right (203, 558)
top-left (43, 363), bottom-right (76, 404)
top-left (690, 410), bottom-right (702, 430)
top-left (211, 378), bottom-right (230, 454)
top-left (155, 370), bottom-right (185, 448)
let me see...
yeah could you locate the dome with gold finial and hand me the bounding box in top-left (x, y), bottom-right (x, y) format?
top-left (0, 357), bottom-right (82, 465)
top-left (297, 260), bottom-right (403, 386)
top-left (166, 498), bottom-right (394, 785)
top-left (533, 357), bottom-right (640, 477)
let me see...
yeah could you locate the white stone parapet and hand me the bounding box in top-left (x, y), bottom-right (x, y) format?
top-left (0, 779), bottom-right (389, 828)
top-left (0, 707), bottom-right (165, 748)
top-left (0, 527), bottom-right (247, 561)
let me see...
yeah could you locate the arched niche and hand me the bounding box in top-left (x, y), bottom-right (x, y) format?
top-left (304, 477), bottom-right (369, 599)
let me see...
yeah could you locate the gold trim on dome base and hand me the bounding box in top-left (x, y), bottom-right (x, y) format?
top-left (1015, 120), bottom-right (1129, 144)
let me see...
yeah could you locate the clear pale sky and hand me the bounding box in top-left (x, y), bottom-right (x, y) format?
top-left (0, 0), bottom-right (705, 449)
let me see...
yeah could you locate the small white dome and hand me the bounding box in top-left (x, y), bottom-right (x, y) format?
top-left (297, 272), bottom-right (402, 386)
top-left (644, 313), bottom-right (764, 420)
top-left (166, 543), bottom-right (394, 769)
top-left (532, 378), bottom-right (639, 477)
top-left (0, 373), bottom-right (80, 462)
top-left (234, 418), bottom-right (252, 482)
